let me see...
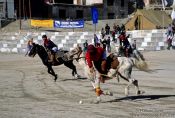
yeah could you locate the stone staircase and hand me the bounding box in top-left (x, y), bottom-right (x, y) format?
top-left (0, 29), bottom-right (174, 54)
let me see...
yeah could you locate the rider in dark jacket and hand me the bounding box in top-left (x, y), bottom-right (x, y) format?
top-left (42, 35), bottom-right (58, 63)
top-left (118, 32), bottom-right (132, 57)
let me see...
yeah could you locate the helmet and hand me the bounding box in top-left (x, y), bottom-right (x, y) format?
top-left (42, 35), bottom-right (47, 39)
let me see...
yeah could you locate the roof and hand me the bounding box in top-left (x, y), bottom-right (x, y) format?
top-left (136, 9), bottom-right (172, 27)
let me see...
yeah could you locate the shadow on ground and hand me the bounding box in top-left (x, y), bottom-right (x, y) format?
top-left (104, 95), bottom-right (175, 103)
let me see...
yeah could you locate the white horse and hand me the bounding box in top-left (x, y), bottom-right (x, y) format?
top-left (77, 49), bottom-right (149, 102)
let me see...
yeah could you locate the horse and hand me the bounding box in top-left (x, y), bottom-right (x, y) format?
top-left (77, 49), bottom-right (149, 102)
top-left (28, 43), bottom-right (82, 82)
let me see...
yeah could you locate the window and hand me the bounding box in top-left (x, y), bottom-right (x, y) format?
top-left (59, 9), bottom-right (66, 19)
top-left (107, 0), bottom-right (114, 6)
top-left (121, 0), bottom-right (124, 7)
top-left (0, 3), bottom-right (3, 13)
top-left (55, 0), bottom-right (73, 4)
top-left (76, 10), bottom-right (83, 19)
top-left (108, 13), bottom-right (115, 19)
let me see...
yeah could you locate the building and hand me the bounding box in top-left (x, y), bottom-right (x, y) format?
top-left (0, 0), bottom-right (15, 27)
top-left (103, 0), bottom-right (128, 19)
top-left (51, 0), bottom-right (129, 20)
top-left (1, 0), bottom-right (129, 22)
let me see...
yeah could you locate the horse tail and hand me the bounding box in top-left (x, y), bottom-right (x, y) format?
top-left (133, 59), bottom-right (149, 72)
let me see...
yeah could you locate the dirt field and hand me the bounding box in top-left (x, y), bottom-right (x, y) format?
top-left (0, 50), bottom-right (175, 118)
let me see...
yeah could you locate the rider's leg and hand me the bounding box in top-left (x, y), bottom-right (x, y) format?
top-left (125, 48), bottom-right (129, 57)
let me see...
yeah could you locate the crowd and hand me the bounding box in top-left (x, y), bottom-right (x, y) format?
top-left (83, 23), bottom-right (136, 57)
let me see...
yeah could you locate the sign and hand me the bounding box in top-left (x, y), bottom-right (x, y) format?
top-left (91, 7), bottom-right (98, 24)
top-left (54, 20), bottom-right (84, 28)
top-left (31, 20), bottom-right (53, 28)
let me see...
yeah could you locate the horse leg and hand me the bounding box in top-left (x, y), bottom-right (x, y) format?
top-left (132, 79), bottom-right (143, 95)
top-left (47, 66), bottom-right (57, 82)
top-left (64, 61), bottom-right (79, 78)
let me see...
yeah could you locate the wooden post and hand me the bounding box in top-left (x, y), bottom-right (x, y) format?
top-left (19, 0), bottom-right (22, 30)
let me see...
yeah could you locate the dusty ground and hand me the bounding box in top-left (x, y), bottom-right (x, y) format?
top-left (0, 50), bottom-right (175, 118)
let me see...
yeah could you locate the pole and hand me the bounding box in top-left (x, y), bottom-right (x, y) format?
top-left (95, 24), bottom-right (96, 33)
top-left (29, 0), bottom-right (32, 29)
top-left (29, 0), bottom-right (31, 19)
top-left (22, 0), bottom-right (24, 19)
top-left (161, 0), bottom-right (165, 28)
top-left (19, 0), bottom-right (21, 30)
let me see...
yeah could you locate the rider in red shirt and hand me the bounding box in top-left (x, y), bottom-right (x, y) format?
top-left (85, 44), bottom-right (107, 96)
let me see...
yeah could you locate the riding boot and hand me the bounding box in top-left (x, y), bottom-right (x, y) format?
top-left (95, 87), bottom-right (103, 96)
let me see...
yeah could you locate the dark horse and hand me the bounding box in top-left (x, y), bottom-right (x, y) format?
top-left (28, 43), bottom-right (79, 82)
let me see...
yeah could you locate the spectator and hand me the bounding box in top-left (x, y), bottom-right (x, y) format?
top-left (120, 24), bottom-right (126, 32)
top-left (167, 35), bottom-right (173, 50)
top-left (131, 39), bottom-right (137, 50)
top-left (94, 34), bottom-right (99, 47)
top-left (25, 38), bottom-right (33, 56)
top-left (101, 28), bottom-right (105, 39)
top-left (112, 30), bottom-right (116, 42)
top-left (107, 36), bottom-right (111, 53)
top-left (113, 23), bottom-right (117, 33)
top-left (116, 25), bottom-right (121, 34)
top-left (105, 24), bottom-right (110, 35)
top-left (83, 40), bottom-right (88, 53)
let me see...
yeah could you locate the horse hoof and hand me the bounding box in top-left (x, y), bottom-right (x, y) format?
top-left (137, 90), bottom-right (145, 95)
top-left (96, 96), bottom-right (101, 102)
top-left (54, 74), bottom-right (58, 82)
top-left (74, 74), bottom-right (80, 79)
top-left (105, 91), bottom-right (113, 96)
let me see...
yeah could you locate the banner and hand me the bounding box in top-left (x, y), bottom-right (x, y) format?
top-left (54, 20), bottom-right (84, 28)
top-left (91, 7), bottom-right (98, 24)
top-left (31, 20), bottom-right (53, 28)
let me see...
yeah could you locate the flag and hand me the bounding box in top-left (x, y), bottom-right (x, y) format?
top-left (91, 7), bottom-right (98, 24)
top-left (171, 9), bottom-right (175, 20)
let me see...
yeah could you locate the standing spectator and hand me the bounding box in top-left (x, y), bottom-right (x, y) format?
top-left (94, 34), bottom-right (99, 47)
top-left (107, 36), bottom-right (111, 53)
top-left (131, 39), bottom-right (137, 50)
top-left (112, 30), bottom-right (116, 42)
top-left (120, 24), bottom-right (126, 32)
top-left (83, 40), bottom-right (88, 53)
top-left (113, 23), bottom-right (117, 33)
top-left (25, 38), bottom-right (33, 56)
top-left (116, 25), bottom-right (121, 34)
top-left (167, 35), bottom-right (173, 50)
top-left (105, 24), bottom-right (110, 35)
top-left (101, 38), bottom-right (107, 50)
top-left (101, 28), bottom-right (105, 39)
top-left (167, 24), bottom-right (174, 37)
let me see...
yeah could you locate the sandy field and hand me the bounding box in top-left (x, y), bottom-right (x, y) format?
top-left (0, 50), bottom-right (175, 118)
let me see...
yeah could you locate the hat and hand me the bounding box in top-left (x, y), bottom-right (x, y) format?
top-left (42, 35), bottom-right (47, 38)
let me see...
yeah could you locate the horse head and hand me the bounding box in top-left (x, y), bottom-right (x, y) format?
top-left (28, 43), bottom-right (38, 57)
